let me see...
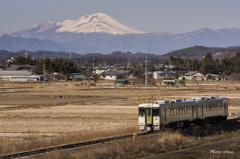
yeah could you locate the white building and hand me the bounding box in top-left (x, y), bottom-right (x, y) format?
top-left (0, 71), bottom-right (43, 81)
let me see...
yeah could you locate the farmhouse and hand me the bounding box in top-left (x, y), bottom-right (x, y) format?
top-left (0, 71), bottom-right (42, 81)
top-left (0, 65), bottom-right (42, 81)
top-left (183, 71), bottom-right (204, 80)
top-left (101, 70), bottom-right (117, 80)
top-left (70, 73), bottom-right (85, 80)
top-left (205, 74), bottom-right (220, 81)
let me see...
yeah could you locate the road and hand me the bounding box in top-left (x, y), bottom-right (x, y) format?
top-left (142, 136), bottom-right (240, 159)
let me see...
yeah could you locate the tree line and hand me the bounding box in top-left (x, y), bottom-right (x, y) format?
top-left (14, 56), bottom-right (81, 75)
top-left (170, 52), bottom-right (240, 76)
top-left (13, 52), bottom-right (240, 81)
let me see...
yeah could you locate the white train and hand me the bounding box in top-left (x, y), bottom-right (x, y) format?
top-left (139, 97), bottom-right (228, 131)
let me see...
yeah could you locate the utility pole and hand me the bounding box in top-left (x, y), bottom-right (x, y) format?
top-left (5, 56), bottom-right (7, 70)
top-left (44, 54), bottom-right (45, 86)
top-left (169, 57), bottom-right (172, 72)
top-left (145, 59), bottom-right (148, 87)
top-left (127, 57), bottom-right (129, 79)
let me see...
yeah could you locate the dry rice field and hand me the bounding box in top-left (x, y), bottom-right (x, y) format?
top-left (0, 80), bottom-right (240, 140)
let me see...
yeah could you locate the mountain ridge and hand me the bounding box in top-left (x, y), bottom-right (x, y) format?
top-left (12, 13), bottom-right (144, 36)
top-left (5, 13), bottom-right (240, 54)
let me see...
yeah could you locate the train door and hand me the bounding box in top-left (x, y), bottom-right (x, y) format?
top-left (146, 108), bottom-right (152, 125)
top-left (196, 103), bottom-right (198, 119)
top-left (165, 108), bottom-right (167, 124)
top-left (223, 99), bottom-right (228, 116)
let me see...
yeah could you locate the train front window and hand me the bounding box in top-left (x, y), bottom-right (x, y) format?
top-left (152, 108), bottom-right (159, 116)
top-left (139, 107), bottom-right (145, 117)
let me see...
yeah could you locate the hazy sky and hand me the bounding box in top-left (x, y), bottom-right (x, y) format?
top-left (1, 0), bottom-right (240, 35)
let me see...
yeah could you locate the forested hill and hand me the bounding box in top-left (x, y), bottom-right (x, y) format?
top-left (162, 46), bottom-right (240, 59)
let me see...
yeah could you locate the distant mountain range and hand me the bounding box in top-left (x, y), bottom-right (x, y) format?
top-left (0, 35), bottom-right (62, 52)
top-left (1, 46), bottom-right (240, 65)
top-left (1, 13), bottom-right (240, 54)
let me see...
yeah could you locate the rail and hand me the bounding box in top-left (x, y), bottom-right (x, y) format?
top-left (0, 131), bottom-right (149, 159)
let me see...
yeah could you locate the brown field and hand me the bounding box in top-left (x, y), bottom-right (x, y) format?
top-left (0, 80), bottom-right (240, 156)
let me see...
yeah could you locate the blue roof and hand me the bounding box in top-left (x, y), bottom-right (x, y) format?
top-left (154, 71), bottom-right (174, 74)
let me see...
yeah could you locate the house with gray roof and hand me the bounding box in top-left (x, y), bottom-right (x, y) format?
top-left (0, 65), bottom-right (42, 81)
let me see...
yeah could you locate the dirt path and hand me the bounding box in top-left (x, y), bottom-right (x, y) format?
top-left (143, 136), bottom-right (240, 159)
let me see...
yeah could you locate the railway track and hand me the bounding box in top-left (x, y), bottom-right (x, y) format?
top-left (0, 131), bottom-right (150, 159)
top-left (0, 117), bottom-right (239, 159)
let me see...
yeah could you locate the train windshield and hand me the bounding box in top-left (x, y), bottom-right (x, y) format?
top-left (152, 108), bottom-right (159, 116)
top-left (139, 107), bottom-right (145, 117)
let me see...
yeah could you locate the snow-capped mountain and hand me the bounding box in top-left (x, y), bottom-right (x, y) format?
top-left (6, 13), bottom-right (240, 54)
top-left (56, 13), bottom-right (143, 35)
top-left (13, 13), bottom-right (143, 36)
top-left (18, 21), bottom-right (58, 33)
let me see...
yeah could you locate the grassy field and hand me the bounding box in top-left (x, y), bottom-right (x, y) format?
top-left (0, 80), bottom-right (240, 157)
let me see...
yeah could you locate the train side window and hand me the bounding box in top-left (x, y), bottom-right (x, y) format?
top-left (139, 107), bottom-right (145, 117)
top-left (187, 106), bottom-right (189, 114)
top-left (181, 107), bottom-right (184, 114)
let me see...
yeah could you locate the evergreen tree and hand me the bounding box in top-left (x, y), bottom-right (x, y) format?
top-left (200, 53), bottom-right (217, 74)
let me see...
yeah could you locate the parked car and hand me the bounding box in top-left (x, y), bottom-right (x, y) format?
top-left (114, 79), bottom-right (130, 85)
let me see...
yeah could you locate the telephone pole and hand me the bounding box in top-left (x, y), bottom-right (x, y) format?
top-left (44, 54), bottom-right (45, 86)
top-left (145, 59), bottom-right (148, 87)
top-left (127, 57), bottom-right (129, 78)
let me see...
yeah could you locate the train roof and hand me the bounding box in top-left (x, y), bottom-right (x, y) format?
top-left (139, 103), bottom-right (152, 108)
top-left (139, 96), bottom-right (226, 108)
